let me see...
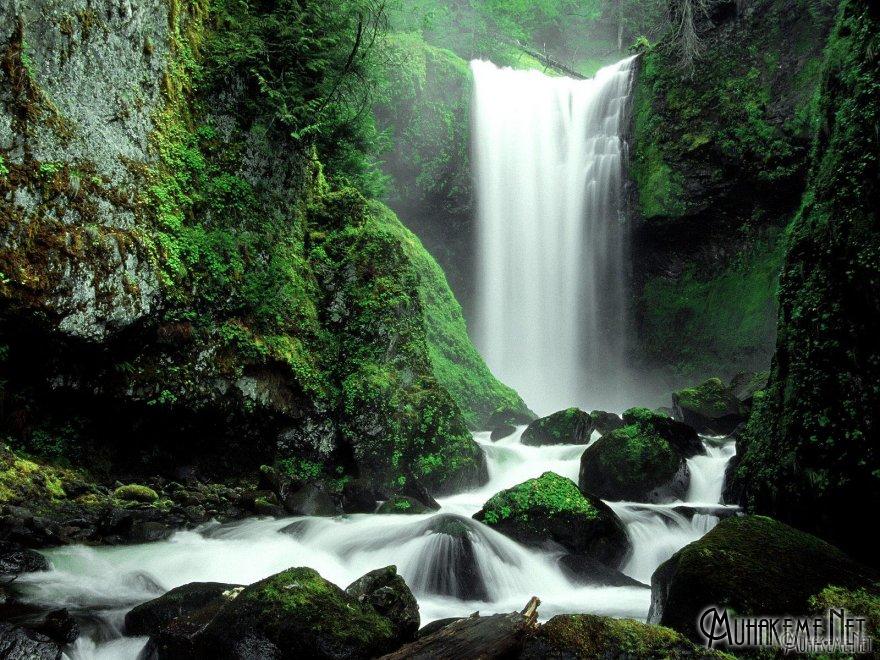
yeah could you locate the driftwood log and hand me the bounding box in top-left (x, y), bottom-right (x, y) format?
top-left (379, 597), bottom-right (540, 660)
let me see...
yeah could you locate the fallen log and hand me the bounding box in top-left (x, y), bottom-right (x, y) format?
top-left (379, 597), bottom-right (540, 660)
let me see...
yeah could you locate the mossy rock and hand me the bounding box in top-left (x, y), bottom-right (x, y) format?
top-left (521, 408), bottom-right (594, 446)
top-left (113, 484), bottom-right (159, 503)
top-left (579, 408), bottom-right (702, 502)
top-left (473, 472), bottom-right (630, 566)
top-left (520, 614), bottom-right (730, 659)
top-left (376, 496), bottom-right (435, 515)
top-left (809, 585), bottom-right (880, 650)
top-left (344, 566), bottom-right (419, 645)
top-left (672, 378), bottom-right (746, 434)
top-left (125, 582), bottom-right (242, 637)
top-left (648, 515), bottom-right (878, 642)
top-left (194, 566), bottom-right (400, 658)
top-left (590, 410), bottom-right (624, 436)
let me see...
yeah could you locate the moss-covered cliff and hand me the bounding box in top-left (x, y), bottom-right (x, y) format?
top-left (629, 0), bottom-right (837, 384)
top-left (0, 0), bottom-right (526, 512)
top-left (731, 0), bottom-right (879, 565)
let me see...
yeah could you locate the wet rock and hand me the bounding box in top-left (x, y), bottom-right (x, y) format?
top-left (487, 408), bottom-right (534, 428)
top-left (33, 609), bottom-right (79, 645)
top-left (672, 377), bottom-right (747, 434)
top-left (519, 614), bottom-right (725, 659)
top-left (557, 555), bottom-right (647, 588)
top-left (376, 496), bottom-right (435, 515)
top-left (191, 566), bottom-right (401, 659)
top-left (145, 595), bottom-right (234, 660)
top-left (728, 370), bottom-right (768, 407)
top-left (345, 566), bottom-right (419, 643)
top-left (126, 582), bottom-right (243, 637)
top-left (589, 410), bottom-right (624, 436)
top-left (579, 408), bottom-right (702, 502)
top-left (521, 408), bottom-right (593, 446)
top-left (0, 622), bottom-right (62, 659)
top-left (282, 483), bottom-right (339, 516)
top-left (648, 515), bottom-right (878, 642)
top-left (416, 515), bottom-right (491, 601)
top-left (340, 480), bottom-right (381, 513)
top-left (474, 472), bottom-right (630, 567)
top-left (0, 548), bottom-right (50, 575)
top-left (489, 423), bottom-right (516, 441)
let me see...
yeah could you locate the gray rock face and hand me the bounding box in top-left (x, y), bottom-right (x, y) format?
top-left (1, 0), bottom-right (167, 340)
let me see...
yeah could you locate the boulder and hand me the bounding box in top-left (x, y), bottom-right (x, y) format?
top-left (125, 582), bottom-right (243, 636)
top-left (192, 567), bottom-right (401, 658)
top-left (113, 484), bottom-right (160, 503)
top-left (521, 408), bottom-right (594, 446)
top-left (519, 614), bottom-right (725, 659)
top-left (345, 566), bottom-right (419, 643)
top-left (487, 408), bottom-right (534, 428)
top-left (415, 515), bottom-right (491, 601)
top-left (557, 555), bottom-right (647, 588)
top-left (32, 609), bottom-right (79, 645)
top-left (473, 472), bottom-right (630, 567)
top-left (0, 622), bottom-right (62, 660)
top-left (282, 483), bottom-right (339, 516)
top-left (579, 408), bottom-right (702, 502)
top-left (0, 548), bottom-right (50, 575)
top-left (728, 370), bottom-right (768, 407)
top-left (648, 515), bottom-right (877, 641)
top-left (376, 496), bottom-right (435, 515)
top-left (489, 423), bottom-right (516, 441)
top-left (671, 378), bottom-right (747, 434)
top-left (589, 410), bottom-right (624, 436)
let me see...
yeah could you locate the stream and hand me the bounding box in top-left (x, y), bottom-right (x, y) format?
top-left (14, 427), bottom-right (738, 659)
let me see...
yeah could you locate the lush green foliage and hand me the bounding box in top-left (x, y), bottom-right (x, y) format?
top-left (733, 0), bottom-right (880, 564)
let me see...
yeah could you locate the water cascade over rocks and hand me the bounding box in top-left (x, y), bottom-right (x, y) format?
top-left (471, 58), bottom-right (638, 414)
top-left (10, 59), bottom-right (739, 659)
top-left (15, 426), bottom-right (737, 658)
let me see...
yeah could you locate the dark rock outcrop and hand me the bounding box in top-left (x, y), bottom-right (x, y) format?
top-left (557, 555), bottom-right (647, 588)
top-left (345, 566), bottom-right (419, 644)
top-left (730, 0), bottom-right (880, 567)
top-left (0, 622), bottom-right (62, 660)
top-left (125, 582), bottom-right (242, 637)
top-left (648, 515), bottom-right (877, 641)
top-left (376, 496), bottom-right (436, 515)
top-left (473, 472), bottom-right (630, 567)
top-left (520, 409), bottom-right (594, 446)
top-left (590, 410), bottom-right (624, 436)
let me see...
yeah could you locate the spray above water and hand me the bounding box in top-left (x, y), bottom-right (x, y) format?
top-left (471, 58), bottom-right (638, 415)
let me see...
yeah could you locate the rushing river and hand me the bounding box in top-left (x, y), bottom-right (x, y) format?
top-left (15, 427), bottom-right (737, 659)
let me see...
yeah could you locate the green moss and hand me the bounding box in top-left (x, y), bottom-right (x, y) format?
top-left (732, 0), bottom-right (880, 563)
top-left (532, 614), bottom-right (730, 658)
top-left (674, 378), bottom-right (736, 417)
top-left (809, 586), bottom-right (880, 648)
top-left (0, 446), bottom-right (70, 504)
top-left (639, 236), bottom-right (784, 380)
top-left (479, 472), bottom-right (599, 526)
top-left (113, 483), bottom-right (159, 503)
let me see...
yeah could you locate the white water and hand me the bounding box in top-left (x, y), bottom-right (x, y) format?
top-left (472, 58), bottom-right (637, 415)
top-left (15, 429), bottom-right (737, 659)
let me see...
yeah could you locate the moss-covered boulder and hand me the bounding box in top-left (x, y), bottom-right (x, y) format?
top-left (648, 516), bottom-right (877, 641)
top-left (344, 566), bottom-right (419, 645)
top-left (520, 409), bottom-right (594, 446)
top-left (809, 585), bottom-right (880, 650)
top-left (473, 472), bottom-right (630, 566)
top-left (376, 496), bottom-right (435, 515)
top-left (672, 378), bottom-right (746, 434)
top-left (113, 484), bottom-right (159, 503)
top-left (579, 408), bottom-right (703, 502)
top-left (193, 567), bottom-right (403, 659)
top-left (520, 614), bottom-right (728, 659)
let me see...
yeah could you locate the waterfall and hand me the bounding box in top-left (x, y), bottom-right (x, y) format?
top-left (471, 58), bottom-right (637, 415)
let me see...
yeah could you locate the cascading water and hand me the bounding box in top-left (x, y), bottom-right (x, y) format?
top-left (10, 58), bottom-right (740, 659)
top-left (15, 426), bottom-right (738, 659)
top-left (471, 58), bottom-right (637, 415)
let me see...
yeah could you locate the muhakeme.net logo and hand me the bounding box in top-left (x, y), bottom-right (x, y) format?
top-left (698, 606), bottom-right (873, 654)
